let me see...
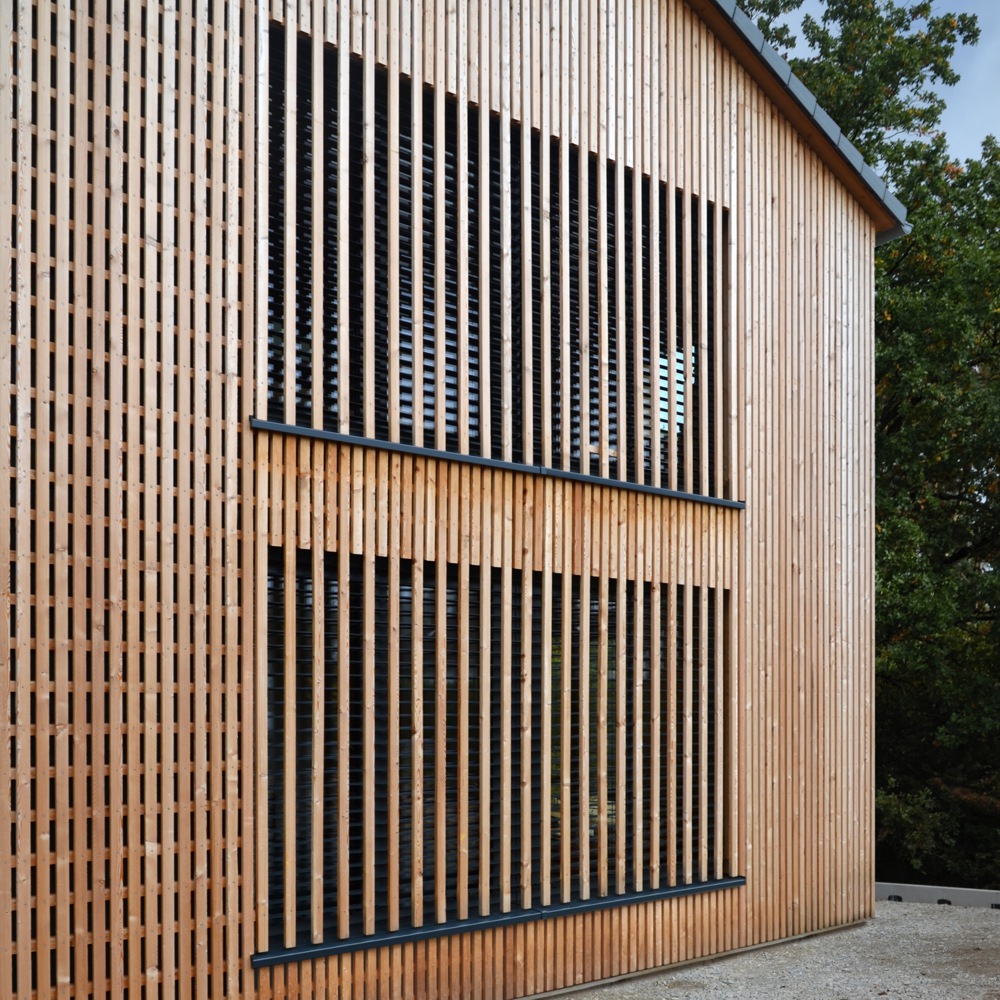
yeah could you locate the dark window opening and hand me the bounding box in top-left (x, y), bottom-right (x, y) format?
top-left (265, 23), bottom-right (730, 497)
top-left (267, 543), bottom-right (726, 951)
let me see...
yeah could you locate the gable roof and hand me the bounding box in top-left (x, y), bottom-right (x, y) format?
top-left (692, 0), bottom-right (910, 244)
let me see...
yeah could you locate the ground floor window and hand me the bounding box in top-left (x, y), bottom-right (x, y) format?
top-left (262, 540), bottom-right (731, 956)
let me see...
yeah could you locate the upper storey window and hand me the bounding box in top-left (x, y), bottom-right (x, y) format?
top-left (266, 24), bottom-right (731, 498)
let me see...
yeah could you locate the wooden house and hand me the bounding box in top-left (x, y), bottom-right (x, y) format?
top-left (0, 0), bottom-right (907, 996)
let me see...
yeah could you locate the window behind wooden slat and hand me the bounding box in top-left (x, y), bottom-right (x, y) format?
top-left (264, 21), bottom-right (730, 499)
top-left (266, 535), bottom-right (726, 950)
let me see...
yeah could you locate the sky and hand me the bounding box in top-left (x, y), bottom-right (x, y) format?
top-left (788, 0), bottom-right (998, 164)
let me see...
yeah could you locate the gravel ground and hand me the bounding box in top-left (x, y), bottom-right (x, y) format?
top-left (570, 902), bottom-right (1000, 999)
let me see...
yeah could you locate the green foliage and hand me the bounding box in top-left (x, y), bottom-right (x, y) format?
top-left (873, 136), bottom-right (1000, 887)
top-left (788, 1), bottom-right (978, 176)
top-left (875, 783), bottom-right (955, 875)
top-left (738, 0), bottom-right (805, 53)
top-left (750, 1), bottom-right (1000, 887)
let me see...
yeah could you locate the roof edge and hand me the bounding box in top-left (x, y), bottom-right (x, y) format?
top-left (702, 0), bottom-right (909, 244)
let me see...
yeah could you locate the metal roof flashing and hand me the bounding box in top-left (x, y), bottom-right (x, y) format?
top-left (704, 0), bottom-right (909, 245)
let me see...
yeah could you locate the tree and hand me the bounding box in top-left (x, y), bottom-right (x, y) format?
top-left (873, 137), bottom-right (1000, 887)
top-left (745, 0), bottom-right (1000, 887)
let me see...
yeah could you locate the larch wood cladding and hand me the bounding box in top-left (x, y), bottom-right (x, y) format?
top-left (0, 0), bottom-right (875, 998)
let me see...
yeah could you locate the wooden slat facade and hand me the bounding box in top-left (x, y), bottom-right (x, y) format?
top-left (1, 0), bottom-right (885, 996)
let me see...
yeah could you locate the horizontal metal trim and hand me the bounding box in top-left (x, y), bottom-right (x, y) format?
top-left (251, 876), bottom-right (747, 969)
top-left (250, 419), bottom-right (747, 510)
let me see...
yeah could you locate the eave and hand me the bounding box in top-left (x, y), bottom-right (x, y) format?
top-left (689, 0), bottom-right (910, 245)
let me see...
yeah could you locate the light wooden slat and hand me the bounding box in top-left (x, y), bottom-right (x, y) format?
top-left (271, 435), bottom-right (285, 546)
top-left (509, 0), bottom-right (519, 125)
top-left (377, 448), bottom-right (389, 556)
top-left (209, 3), bottom-right (229, 986)
top-left (559, 0), bottom-right (571, 471)
top-left (458, 465), bottom-right (471, 920)
top-left (577, 0), bottom-right (591, 479)
top-left (364, 0), bottom-right (377, 442)
top-left (468, 0), bottom-right (479, 108)
top-left (176, 5), bottom-right (197, 989)
top-left (387, 0), bottom-right (401, 443)
top-left (388, 451), bottom-right (402, 930)
top-left (678, 508), bottom-right (696, 885)
top-left (434, 0), bottom-right (446, 451)
top-left (434, 458), bottom-right (448, 923)
top-left (732, 70), bottom-right (746, 944)
top-left (422, 0), bottom-right (434, 95)
top-left (376, 0), bottom-right (386, 63)
top-left (312, 456), bottom-right (327, 942)
top-left (501, 471), bottom-right (513, 912)
top-left (34, 5), bottom-right (55, 994)
top-left (52, 2), bottom-right (72, 991)
top-left (633, 495), bottom-right (645, 890)
top-left (107, 0), bottom-right (127, 989)
top-left (227, 0), bottom-right (248, 987)
top-left (577, 484), bottom-right (591, 901)
top-left (351, 448), bottom-right (365, 553)
top-left (596, 1), bottom-right (609, 482)
top-left (257, 427), bottom-right (273, 948)
top-left (520, 474), bottom-right (534, 909)
top-left (300, 440), bottom-right (313, 549)
top-left (411, 0), bottom-right (425, 445)
top-left (500, 0), bottom-right (513, 462)
top-left (713, 45), bottom-right (726, 503)
top-left (141, 0), bottom-right (161, 979)
top-left (715, 513), bottom-right (726, 883)
top-left (0, 6), bottom-right (14, 992)
top-left (749, 76), bottom-right (774, 940)
top-left (450, 458), bottom-right (461, 564)
top-left (412, 456), bottom-right (426, 926)
top-left (339, 0), bottom-right (352, 432)
top-left (539, 0), bottom-right (552, 470)
top-left (520, 0), bottom-right (534, 466)
top-left (647, 4), bottom-right (659, 514)
top-left (458, 0), bottom-right (471, 456)
top-left (806, 148), bottom-right (819, 933)
top-left (540, 478), bottom-right (553, 905)
top-left (283, 1), bottom-right (298, 426)
top-left (666, 512), bottom-right (678, 887)
top-left (665, 0), bottom-right (678, 494)
top-left (312, 6), bottom-right (326, 429)
top-left (70, 1), bottom-right (97, 988)
top-left (699, 509), bottom-right (710, 883)
top-left (338, 444), bottom-right (352, 938)
top-left (283, 535), bottom-right (298, 946)
top-left (479, 468), bottom-right (494, 915)
top-left (615, 490), bottom-right (627, 894)
top-left (352, 0), bottom-right (362, 53)
top-left (647, 0), bottom-right (673, 492)
top-left (596, 489), bottom-right (609, 898)
top-left (254, 435), bottom-right (271, 936)
top-left (781, 121), bottom-right (795, 927)
top-left (560, 485), bottom-right (573, 903)
top-left (650, 498), bottom-right (662, 890)
top-left (478, 0), bottom-right (492, 457)
top-left (681, 215), bottom-right (694, 498)
top-left (364, 449), bottom-right (377, 934)
top-left (615, 0), bottom-right (628, 488)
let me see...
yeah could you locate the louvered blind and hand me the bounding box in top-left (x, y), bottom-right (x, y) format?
top-left (265, 22), bottom-right (731, 499)
top-left (266, 545), bottom-right (726, 951)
